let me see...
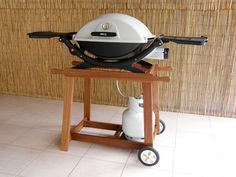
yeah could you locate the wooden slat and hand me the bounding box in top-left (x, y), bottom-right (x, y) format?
top-left (157, 76), bottom-right (170, 82)
top-left (157, 66), bottom-right (173, 72)
top-left (71, 133), bottom-right (144, 149)
top-left (84, 120), bottom-right (122, 131)
top-left (51, 68), bottom-right (159, 82)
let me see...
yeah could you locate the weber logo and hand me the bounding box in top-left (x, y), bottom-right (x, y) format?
top-left (91, 32), bottom-right (117, 37)
top-left (100, 32), bottom-right (107, 36)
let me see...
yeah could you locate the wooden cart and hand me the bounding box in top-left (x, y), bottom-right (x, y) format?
top-left (52, 62), bottom-right (171, 166)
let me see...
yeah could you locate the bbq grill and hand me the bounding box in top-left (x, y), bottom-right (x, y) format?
top-left (27, 13), bottom-right (208, 166)
top-left (28, 13), bottom-right (208, 73)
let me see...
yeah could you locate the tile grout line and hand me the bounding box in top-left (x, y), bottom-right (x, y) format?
top-left (208, 116), bottom-right (224, 177)
top-left (14, 133), bottom-right (64, 177)
top-left (15, 149), bottom-right (45, 177)
top-left (171, 113), bottom-right (179, 177)
top-left (119, 149), bottom-right (133, 177)
top-left (0, 171), bottom-right (17, 177)
top-left (66, 142), bottom-right (94, 177)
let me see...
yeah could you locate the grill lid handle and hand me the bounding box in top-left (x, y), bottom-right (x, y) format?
top-left (91, 32), bottom-right (117, 37)
top-left (159, 35), bottom-right (208, 45)
top-left (28, 31), bottom-right (76, 39)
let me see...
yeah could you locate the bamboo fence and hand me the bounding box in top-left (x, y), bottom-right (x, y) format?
top-left (0, 0), bottom-right (235, 117)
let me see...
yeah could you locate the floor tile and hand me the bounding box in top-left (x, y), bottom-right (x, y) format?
top-left (0, 125), bottom-right (30, 144)
top-left (155, 112), bottom-right (178, 147)
top-left (160, 111), bottom-right (179, 120)
top-left (19, 151), bottom-right (81, 177)
top-left (0, 173), bottom-right (16, 177)
top-left (0, 95), bottom-right (43, 107)
top-left (177, 113), bottom-right (211, 133)
top-left (173, 143), bottom-right (222, 177)
top-left (84, 144), bottom-right (130, 163)
top-left (3, 112), bottom-right (41, 128)
top-left (154, 132), bottom-right (177, 148)
top-left (222, 167), bottom-right (236, 177)
top-left (90, 104), bottom-right (119, 122)
top-left (71, 102), bottom-right (84, 119)
top-left (69, 157), bottom-right (124, 177)
top-left (108, 107), bottom-right (125, 124)
top-left (173, 171), bottom-right (204, 177)
top-left (0, 119), bottom-right (7, 125)
top-left (0, 144), bottom-right (41, 175)
top-left (217, 144), bottom-right (236, 177)
top-left (121, 164), bottom-right (172, 177)
top-left (23, 99), bottom-right (63, 117)
top-left (210, 116), bottom-right (236, 130)
top-left (33, 118), bottom-right (62, 132)
top-left (46, 139), bottom-right (92, 156)
top-left (210, 116), bottom-right (236, 144)
top-left (12, 129), bottom-right (58, 150)
top-left (0, 108), bottom-right (15, 123)
top-left (175, 131), bottom-right (215, 148)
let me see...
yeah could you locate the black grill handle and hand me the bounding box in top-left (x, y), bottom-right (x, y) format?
top-left (27, 31), bottom-right (76, 39)
top-left (91, 32), bottom-right (117, 37)
top-left (159, 35), bottom-right (208, 45)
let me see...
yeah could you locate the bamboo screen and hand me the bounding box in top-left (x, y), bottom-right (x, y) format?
top-left (0, 0), bottom-right (235, 117)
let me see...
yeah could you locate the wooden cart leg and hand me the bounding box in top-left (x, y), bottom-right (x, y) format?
top-left (60, 76), bottom-right (74, 151)
top-left (84, 78), bottom-right (91, 121)
top-left (153, 82), bottom-right (160, 134)
top-left (142, 82), bottom-right (153, 147)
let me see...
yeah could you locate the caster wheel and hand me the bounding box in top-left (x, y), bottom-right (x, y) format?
top-left (138, 147), bottom-right (160, 166)
top-left (159, 119), bottom-right (166, 134)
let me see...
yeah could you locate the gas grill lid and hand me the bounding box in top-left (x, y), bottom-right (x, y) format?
top-left (74, 13), bottom-right (155, 43)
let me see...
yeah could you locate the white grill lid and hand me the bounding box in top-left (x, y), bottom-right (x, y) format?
top-left (74, 13), bottom-right (155, 43)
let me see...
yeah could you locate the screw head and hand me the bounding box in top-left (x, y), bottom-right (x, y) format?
top-left (102, 23), bottom-right (110, 30)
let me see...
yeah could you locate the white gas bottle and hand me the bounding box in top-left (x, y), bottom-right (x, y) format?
top-left (122, 96), bottom-right (155, 141)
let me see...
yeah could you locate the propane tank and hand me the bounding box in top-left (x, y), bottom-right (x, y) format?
top-left (122, 95), bottom-right (155, 141)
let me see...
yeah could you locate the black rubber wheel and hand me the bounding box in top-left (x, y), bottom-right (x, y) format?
top-left (159, 119), bottom-right (166, 134)
top-left (138, 147), bottom-right (160, 166)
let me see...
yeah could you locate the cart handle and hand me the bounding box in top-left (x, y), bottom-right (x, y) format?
top-left (27, 31), bottom-right (76, 39)
top-left (159, 35), bottom-right (208, 45)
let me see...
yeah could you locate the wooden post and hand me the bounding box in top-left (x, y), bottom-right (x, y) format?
top-left (60, 76), bottom-right (74, 151)
top-left (153, 82), bottom-right (160, 134)
top-left (84, 78), bottom-right (91, 121)
top-left (142, 82), bottom-right (153, 147)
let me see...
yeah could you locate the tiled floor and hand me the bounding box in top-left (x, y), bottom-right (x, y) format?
top-left (0, 94), bottom-right (236, 177)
